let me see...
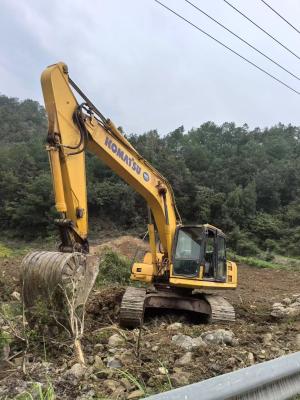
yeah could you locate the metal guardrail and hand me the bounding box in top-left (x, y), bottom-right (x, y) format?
top-left (147, 351), bottom-right (300, 400)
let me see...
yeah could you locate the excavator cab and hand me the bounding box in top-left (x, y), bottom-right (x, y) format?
top-left (172, 224), bottom-right (227, 282)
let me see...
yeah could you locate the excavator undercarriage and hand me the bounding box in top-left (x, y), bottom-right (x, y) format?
top-left (120, 286), bottom-right (235, 328)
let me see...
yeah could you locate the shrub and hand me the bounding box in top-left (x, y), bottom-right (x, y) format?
top-left (96, 249), bottom-right (131, 285)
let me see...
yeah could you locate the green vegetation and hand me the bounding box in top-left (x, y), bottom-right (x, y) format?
top-left (0, 241), bottom-right (32, 258)
top-left (0, 242), bottom-right (13, 257)
top-left (16, 382), bottom-right (55, 400)
top-left (228, 251), bottom-right (300, 270)
top-left (1, 94), bottom-right (300, 258)
top-left (97, 249), bottom-right (131, 285)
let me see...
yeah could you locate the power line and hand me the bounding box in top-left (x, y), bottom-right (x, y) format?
top-left (260, 0), bottom-right (300, 35)
top-left (223, 0), bottom-right (300, 61)
top-left (153, 0), bottom-right (300, 95)
top-left (183, 0), bottom-right (300, 81)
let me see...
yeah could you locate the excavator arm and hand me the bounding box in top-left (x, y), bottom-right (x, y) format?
top-left (42, 62), bottom-right (180, 263)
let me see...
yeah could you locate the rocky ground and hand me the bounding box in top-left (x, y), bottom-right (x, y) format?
top-left (1, 237), bottom-right (300, 399)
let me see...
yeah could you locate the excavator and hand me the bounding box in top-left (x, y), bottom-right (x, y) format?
top-left (22, 62), bottom-right (237, 329)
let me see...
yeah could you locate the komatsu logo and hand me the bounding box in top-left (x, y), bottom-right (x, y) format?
top-left (105, 136), bottom-right (142, 176)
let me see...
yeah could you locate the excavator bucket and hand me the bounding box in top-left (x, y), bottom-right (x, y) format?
top-left (21, 251), bottom-right (99, 328)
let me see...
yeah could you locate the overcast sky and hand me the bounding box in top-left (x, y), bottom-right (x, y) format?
top-left (1, 0), bottom-right (300, 135)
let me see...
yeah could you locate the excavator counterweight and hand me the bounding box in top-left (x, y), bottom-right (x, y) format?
top-left (22, 62), bottom-right (237, 328)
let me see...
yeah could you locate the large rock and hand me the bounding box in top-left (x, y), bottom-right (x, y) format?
top-left (64, 363), bottom-right (86, 379)
top-left (175, 352), bottom-right (193, 366)
top-left (295, 334), bottom-right (300, 350)
top-left (263, 333), bottom-right (272, 346)
top-left (201, 329), bottom-right (235, 346)
top-left (167, 322), bottom-right (183, 332)
top-left (93, 355), bottom-right (105, 370)
top-left (282, 298), bottom-right (292, 306)
top-left (117, 349), bottom-right (135, 365)
top-left (172, 334), bottom-right (206, 351)
top-left (108, 333), bottom-right (125, 347)
top-left (270, 295), bottom-right (300, 318)
top-left (170, 371), bottom-right (191, 387)
top-left (103, 379), bottom-right (125, 396)
top-left (107, 356), bottom-right (123, 368)
top-left (127, 390), bottom-right (145, 399)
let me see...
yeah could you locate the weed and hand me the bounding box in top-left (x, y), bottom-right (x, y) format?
top-left (116, 369), bottom-right (147, 394)
top-left (158, 360), bottom-right (173, 391)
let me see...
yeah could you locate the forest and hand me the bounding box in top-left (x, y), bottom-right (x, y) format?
top-left (1, 94), bottom-right (300, 257)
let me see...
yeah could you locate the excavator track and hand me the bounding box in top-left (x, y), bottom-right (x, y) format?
top-left (120, 287), bottom-right (235, 328)
top-left (204, 294), bottom-right (235, 322)
top-left (119, 287), bottom-right (147, 328)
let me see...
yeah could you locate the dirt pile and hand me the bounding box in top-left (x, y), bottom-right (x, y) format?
top-left (90, 235), bottom-right (149, 262)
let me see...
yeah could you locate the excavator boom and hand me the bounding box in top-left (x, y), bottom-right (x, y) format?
top-left (42, 62), bottom-right (179, 262)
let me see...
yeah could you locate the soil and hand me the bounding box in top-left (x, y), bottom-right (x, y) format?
top-left (1, 237), bottom-right (300, 399)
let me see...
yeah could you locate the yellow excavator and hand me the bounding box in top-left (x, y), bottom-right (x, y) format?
top-left (22, 62), bottom-right (237, 328)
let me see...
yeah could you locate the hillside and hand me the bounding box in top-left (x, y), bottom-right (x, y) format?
top-left (1, 94), bottom-right (300, 256)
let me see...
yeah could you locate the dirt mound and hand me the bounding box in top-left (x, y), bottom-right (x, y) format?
top-left (90, 235), bottom-right (149, 262)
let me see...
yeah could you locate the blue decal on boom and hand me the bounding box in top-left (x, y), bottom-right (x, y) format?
top-left (105, 136), bottom-right (141, 175)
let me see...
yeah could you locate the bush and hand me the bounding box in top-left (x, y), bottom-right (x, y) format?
top-left (96, 249), bottom-right (131, 285)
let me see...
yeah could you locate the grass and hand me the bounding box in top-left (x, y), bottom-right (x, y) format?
top-left (116, 369), bottom-right (147, 394)
top-left (228, 251), bottom-right (300, 270)
top-left (158, 360), bottom-right (173, 391)
top-left (0, 241), bottom-right (32, 259)
top-left (15, 382), bottom-right (55, 400)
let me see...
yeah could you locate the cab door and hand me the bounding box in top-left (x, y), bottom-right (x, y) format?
top-left (216, 235), bottom-right (227, 281)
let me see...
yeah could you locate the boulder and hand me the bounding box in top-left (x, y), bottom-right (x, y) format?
top-left (247, 352), bottom-right (255, 365)
top-left (201, 329), bottom-right (235, 346)
top-left (295, 334), bottom-right (300, 350)
top-left (120, 377), bottom-right (134, 391)
top-left (175, 352), bottom-right (193, 366)
top-left (263, 333), bottom-right (272, 346)
top-left (158, 366), bottom-right (168, 375)
top-left (117, 349), bottom-right (135, 365)
top-left (167, 322), bottom-right (183, 332)
top-left (282, 298), bottom-right (292, 306)
top-left (10, 291), bottom-right (21, 301)
top-left (64, 363), bottom-right (86, 379)
top-left (93, 355), bottom-right (105, 370)
top-left (107, 356), bottom-right (123, 369)
top-left (170, 371), bottom-right (191, 387)
top-left (172, 334), bottom-right (206, 351)
top-left (108, 333), bottom-right (125, 347)
top-left (127, 390), bottom-right (145, 399)
top-left (103, 379), bottom-right (125, 395)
